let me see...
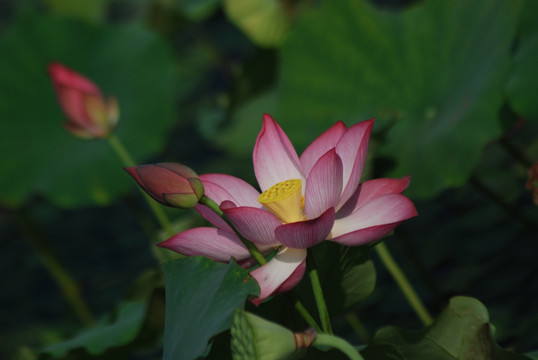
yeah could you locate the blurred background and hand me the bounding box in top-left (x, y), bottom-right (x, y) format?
top-left (1, 0), bottom-right (537, 358)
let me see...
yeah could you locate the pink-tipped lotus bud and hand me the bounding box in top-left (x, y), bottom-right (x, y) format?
top-left (124, 162), bottom-right (205, 209)
top-left (48, 62), bottom-right (119, 139)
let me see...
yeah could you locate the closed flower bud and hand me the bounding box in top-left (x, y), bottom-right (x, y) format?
top-left (231, 309), bottom-right (316, 360)
top-left (124, 162), bottom-right (204, 209)
top-left (48, 62), bottom-right (118, 139)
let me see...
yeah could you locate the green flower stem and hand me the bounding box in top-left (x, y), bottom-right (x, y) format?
top-left (313, 333), bottom-right (364, 360)
top-left (199, 195), bottom-right (267, 265)
top-left (14, 208), bottom-right (94, 327)
top-left (344, 312), bottom-right (370, 344)
top-left (107, 134), bottom-right (175, 238)
top-left (307, 250), bottom-right (333, 334)
top-left (375, 242), bottom-right (433, 326)
top-left (292, 297), bottom-right (322, 332)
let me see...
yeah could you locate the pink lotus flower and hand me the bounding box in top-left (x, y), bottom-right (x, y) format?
top-left (125, 163), bottom-right (205, 209)
top-left (160, 114), bottom-right (417, 305)
top-left (48, 63), bottom-right (118, 139)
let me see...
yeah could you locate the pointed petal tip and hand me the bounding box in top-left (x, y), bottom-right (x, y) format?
top-left (159, 227), bottom-right (251, 262)
top-left (48, 62), bottom-right (69, 76)
top-left (401, 175), bottom-right (412, 190)
top-left (263, 113), bottom-right (275, 122)
top-left (156, 239), bottom-right (167, 249)
top-left (334, 120), bottom-right (347, 127)
top-left (47, 62), bottom-right (62, 74)
top-left (156, 236), bottom-right (173, 249)
top-left (254, 112), bottom-right (303, 191)
top-left (123, 165), bottom-right (148, 187)
top-left (353, 118), bottom-right (375, 134)
top-left (123, 166), bottom-right (137, 178)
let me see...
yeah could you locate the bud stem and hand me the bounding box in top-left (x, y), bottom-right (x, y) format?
top-left (375, 241), bottom-right (433, 326)
top-left (313, 333), bottom-right (364, 360)
top-left (107, 134), bottom-right (176, 261)
top-left (199, 195), bottom-right (267, 265)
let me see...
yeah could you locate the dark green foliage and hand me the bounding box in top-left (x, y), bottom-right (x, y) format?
top-left (161, 257), bottom-right (259, 360)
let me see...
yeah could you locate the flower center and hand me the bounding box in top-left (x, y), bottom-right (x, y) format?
top-left (258, 179), bottom-right (304, 223)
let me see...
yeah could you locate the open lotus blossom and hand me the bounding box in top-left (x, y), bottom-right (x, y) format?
top-left (159, 114), bottom-right (417, 305)
top-left (48, 62), bottom-right (118, 139)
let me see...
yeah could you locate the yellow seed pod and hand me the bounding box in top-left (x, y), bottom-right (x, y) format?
top-left (258, 179), bottom-right (304, 223)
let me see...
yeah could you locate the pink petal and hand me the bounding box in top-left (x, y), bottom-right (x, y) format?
top-left (330, 223), bottom-right (402, 246)
top-left (222, 206), bottom-right (282, 247)
top-left (300, 121), bottom-right (347, 178)
top-left (304, 149), bottom-right (343, 219)
top-left (330, 194), bottom-right (417, 240)
top-left (250, 247), bottom-right (307, 306)
top-left (276, 208), bottom-right (335, 249)
top-left (337, 176), bottom-right (411, 218)
top-left (135, 164), bottom-right (193, 195)
top-left (48, 63), bottom-right (101, 94)
top-left (253, 114), bottom-right (304, 192)
top-left (276, 259), bottom-right (307, 294)
top-left (57, 87), bottom-right (92, 126)
top-left (200, 173), bottom-right (261, 208)
top-left (194, 204), bottom-right (231, 231)
top-left (158, 227), bottom-right (251, 263)
top-left (335, 119), bottom-right (374, 210)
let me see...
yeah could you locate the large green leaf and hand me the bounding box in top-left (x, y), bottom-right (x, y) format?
top-left (297, 242), bottom-right (376, 316)
top-left (506, 0), bottom-right (538, 121)
top-left (0, 13), bottom-right (178, 207)
top-left (162, 257), bottom-right (259, 360)
top-left (277, 0), bottom-right (519, 197)
top-left (361, 296), bottom-right (531, 360)
top-left (43, 301), bottom-right (148, 357)
top-left (42, 269), bottom-right (164, 358)
top-left (318, 243), bottom-right (375, 311)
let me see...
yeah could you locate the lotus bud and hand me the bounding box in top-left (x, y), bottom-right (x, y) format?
top-left (48, 62), bottom-right (118, 139)
top-left (231, 309), bottom-right (317, 360)
top-left (124, 162), bottom-right (205, 209)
